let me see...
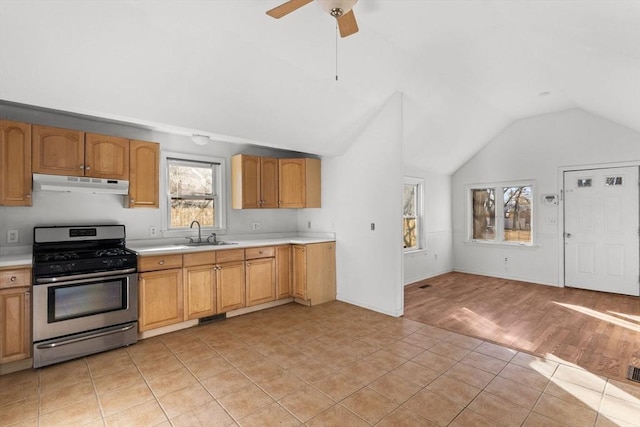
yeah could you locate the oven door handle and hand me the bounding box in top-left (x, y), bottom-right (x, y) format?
top-left (35, 323), bottom-right (137, 349)
top-left (35, 268), bottom-right (137, 284)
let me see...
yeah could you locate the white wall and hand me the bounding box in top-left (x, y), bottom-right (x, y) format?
top-left (452, 109), bottom-right (640, 285)
top-left (402, 165), bottom-right (453, 285)
top-left (0, 103), bottom-right (300, 252)
top-left (299, 94), bottom-right (404, 316)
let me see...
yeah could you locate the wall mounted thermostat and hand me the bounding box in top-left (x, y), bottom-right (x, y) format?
top-left (542, 194), bottom-right (558, 205)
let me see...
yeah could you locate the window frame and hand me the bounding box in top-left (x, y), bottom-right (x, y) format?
top-left (403, 177), bottom-right (425, 252)
top-left (161, 151), bottom-right (227, 236)
top-left (466, 180), bottom-right (535, 246)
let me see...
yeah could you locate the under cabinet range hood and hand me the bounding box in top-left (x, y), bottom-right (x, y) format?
top-left (33, 173), bottom-right (129, 195)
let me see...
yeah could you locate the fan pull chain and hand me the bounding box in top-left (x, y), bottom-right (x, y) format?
top-left (335, 21), bottom-right (339, 81)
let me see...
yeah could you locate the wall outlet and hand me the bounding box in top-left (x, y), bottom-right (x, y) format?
top-left (252, 222), bottom-right (261, 231)
top-left (307, 221), bottom-right (311, 229)
top-left (370, 223), bottom-right (375, 231)
top-left (149, 226), bottom-right (159, 238)
top-left (7, 229), bottom-right (19, 244)
top-left (330, 221), bottom-right (335, 230)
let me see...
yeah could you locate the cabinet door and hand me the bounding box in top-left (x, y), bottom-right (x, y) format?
top-left (0, 120), bottom-right (32, 206)
top-left (246, 258), bottom-right (275, 306)
top-left (260, 157), bottom-right (279, 208)
top-left (184, 265), bottom-right (217, 320)
top-left (275, 245), bottom-right (291, 299)
top-left (231, 154), bottom-right (261, 209)
top-left (32, 125), bottom-right (85, 176)
top-left (139, 269), bottom-right (183, 331)
top-left (216, 261), bottom-right (245, 313)
top-left (292, 245), bottom-right (307, 299)
top-left (84, 133), bottom-right (129, 179)
top-left (0, 287), bottom-right (31, 363)
top-left (128, 140), bottom-right (159, 208)
top-left (306, 242), bottom-right (336, 305)
top-left (278, 159), bottom-right (305, 208)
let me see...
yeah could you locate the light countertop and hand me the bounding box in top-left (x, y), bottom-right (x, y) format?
top-left (129, 236), bottom-right (335, 256)
top-left (0, 253), bottom-right (32, 268)
top-left (0, 234), bottom-right (335, 267)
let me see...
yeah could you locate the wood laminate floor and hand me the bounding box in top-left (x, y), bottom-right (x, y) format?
top-left (404, 272), bottom-right (640, 384)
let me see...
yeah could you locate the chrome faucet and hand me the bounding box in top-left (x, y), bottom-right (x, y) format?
top-left (189, 220), bottom-right (202, 243)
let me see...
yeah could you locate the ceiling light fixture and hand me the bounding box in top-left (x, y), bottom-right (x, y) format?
top-left (316, 0), bottom-right (358, 17)
top-left (191, 135), bottom-right (210, 145)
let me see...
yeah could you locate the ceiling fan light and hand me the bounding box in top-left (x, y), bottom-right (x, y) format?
top-left (316, 0), bottom-right (358, 15)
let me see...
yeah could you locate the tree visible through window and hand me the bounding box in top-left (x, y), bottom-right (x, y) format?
top-left (403, 178), bottom-right (423, 250)
top-left (503, 186), bottom-right (532, 243)
top-left (168, 158), bottom-right (218, 228)
top-left (470, 183), bottom-right (533, 245)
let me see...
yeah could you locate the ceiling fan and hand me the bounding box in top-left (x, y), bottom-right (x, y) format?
top-left (267, 0), bottom-right (359, 38)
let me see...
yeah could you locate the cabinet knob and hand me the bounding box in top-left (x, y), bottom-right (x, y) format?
top-left (10, 276), bottom-right (16, 282)
top-left (246, 263), bottom-right (251, 266)
top-left (26, 194), bottom-right (32, 199)
top-left (85, 166), bottom-right (91, 171)
top-left (158, 260), bottom-right (165, 265)
top-left (80, 165), bottom-right (85, 170)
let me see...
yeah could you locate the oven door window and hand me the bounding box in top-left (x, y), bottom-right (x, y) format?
top-left (48, 278), bottom-right (128, 322)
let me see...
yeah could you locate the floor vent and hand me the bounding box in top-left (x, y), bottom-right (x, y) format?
top-left (627, 366), bottom-right (640, 382)
top-left (419, 284), bottom-right (431, 289)
top-left (199, 313), bottom-right (226, 325)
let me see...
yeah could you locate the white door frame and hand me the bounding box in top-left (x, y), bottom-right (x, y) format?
top-left (557, 161), bottom-right (640, 287)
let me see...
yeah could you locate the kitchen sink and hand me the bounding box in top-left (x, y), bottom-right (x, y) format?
top-left (179, 240), bottom-right (237, 247)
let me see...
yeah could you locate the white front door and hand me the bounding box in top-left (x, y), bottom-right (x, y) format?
top-left (564, 166), bottom-right (639, 296)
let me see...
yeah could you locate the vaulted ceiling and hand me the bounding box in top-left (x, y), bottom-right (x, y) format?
top-left (1, 1), bottom-right (638, 174)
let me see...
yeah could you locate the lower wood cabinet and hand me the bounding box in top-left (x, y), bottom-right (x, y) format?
top-left (183, 251), bottom-right (217, 320)
top-left (293, 242), bottom-right (336, 306)
top-left (184, 265), bottom-right (217, 320)
top-left (138, 268), bottom-right (183, 332)
top-left (275, 245), bottom-right (292, 299)
top-left (0, 267), bottom-right (31, 363)
top-left (246, 257), bottom-right (276, 307)
top-left (216, 261), bottom-right (246, 313)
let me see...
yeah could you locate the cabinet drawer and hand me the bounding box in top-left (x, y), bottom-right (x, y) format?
top-left (245, 246), bottom-right (275, 260)
top-left (216, 249), bottom-right (245, 263)
top-left (0, 268), bottom-right (31, 289)
top-left (138, 254), bottom-right (183, 272)
top-left (183, 251), bottom-right (216, 267)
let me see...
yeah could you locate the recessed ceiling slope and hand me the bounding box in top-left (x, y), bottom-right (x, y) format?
top-left (0, 0), bottom-right (637, 174)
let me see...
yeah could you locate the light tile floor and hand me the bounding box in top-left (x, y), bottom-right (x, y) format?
top-left (1, 301), bottom-right (639, 426)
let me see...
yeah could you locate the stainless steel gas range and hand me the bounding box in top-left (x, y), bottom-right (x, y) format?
top-left (31, 225), bottom-right (138, 368)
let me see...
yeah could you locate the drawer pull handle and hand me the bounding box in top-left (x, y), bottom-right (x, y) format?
top-left (159, 260), bottom-right (165, 265)
top-left (10, 276), bottom-right (16, 282)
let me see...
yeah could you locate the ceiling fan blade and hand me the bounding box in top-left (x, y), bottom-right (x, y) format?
top-left (337, 9), bottom-right (359, 37)
top-left (266, 0), bottom-right (314, 19)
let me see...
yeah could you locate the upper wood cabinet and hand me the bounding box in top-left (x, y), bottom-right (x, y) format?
top-left (84, 133), bottom-right (129, 179)
top-left (278, 158), bottom-right (321, 208)
top-left (32, 125), bottom-right (129, 179)
top-left (128, 140), bottom-right (159, 208)
top-left (0, 120), bottom-right (32, 206)
top-left (231, 154), bottom-right (279, 209)
top-left (32, 125), bottom-right (84, 176)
